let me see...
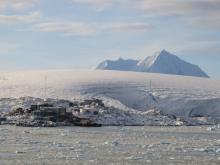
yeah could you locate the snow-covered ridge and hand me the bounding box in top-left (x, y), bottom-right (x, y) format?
top-left (96, 58), bottom-right (138, 71)
top-left (96, 50), bottom-right (209, 78)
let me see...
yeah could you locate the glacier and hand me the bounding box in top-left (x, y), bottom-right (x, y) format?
top-left (0, 70), bottom-right (219, 125)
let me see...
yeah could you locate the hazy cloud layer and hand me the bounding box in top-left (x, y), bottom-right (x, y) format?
top-left (70, 0), bottom-right (220, 28)
top-left (70, 0), bottom-right (220, 15)
top-left (32, 21), bottom-right (153, 36)
top-left (70, 0), bottom-right (124, 11)
top-left (0, 12), bottom-right (41, 24)
top-left (32, 22), bottom-right (96, 36)
top-left (100, 23), bottom-right (153, 33)
top-left (0, 0), bottom-right (38, 11)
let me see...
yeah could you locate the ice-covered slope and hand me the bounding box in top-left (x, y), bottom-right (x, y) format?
top-left (96, 50), bottom-right (209, 78)
top-left (0, 70), bottom-right (219, 120)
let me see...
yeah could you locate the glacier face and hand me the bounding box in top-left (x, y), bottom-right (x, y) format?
top-left (0, 70), bottom-right (219, 119)
top-left (96, 50), bottom-right (209, 78)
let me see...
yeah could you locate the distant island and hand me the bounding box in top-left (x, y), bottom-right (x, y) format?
top-left (96, 50), bottom-right (209, 78)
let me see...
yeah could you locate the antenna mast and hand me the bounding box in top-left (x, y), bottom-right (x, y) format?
top-left (149, 80), bottom-right (152, 109)
top-left (44, 75), bottom-right (47, 100)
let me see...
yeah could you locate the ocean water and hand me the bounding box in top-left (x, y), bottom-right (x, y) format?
top-left (0, 126), bottom-right (220, 165)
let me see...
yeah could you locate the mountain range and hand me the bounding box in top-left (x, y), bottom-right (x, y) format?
top-left (96, 50), bottom-right (209, 78)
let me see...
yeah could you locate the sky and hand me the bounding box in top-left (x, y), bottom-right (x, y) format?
top-left (0, 0), bottom-right (220, 78)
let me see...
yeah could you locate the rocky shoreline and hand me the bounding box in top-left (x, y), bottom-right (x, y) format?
top-left (0, 97), bottom-right (219, 127)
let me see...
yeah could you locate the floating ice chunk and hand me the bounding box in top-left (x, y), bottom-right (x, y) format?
top-left (146, 160), bottom-right (152, 163)
top-left (194, 148), bottom-right (214, 153)
top-left (103, 141), bottom-right (110, 145)
top-left (60, 133), bottom-right (67, 137)
top-left (103, 140), bottom-right (119, 146)
top-left (194, 148), bottom-right (204, 152)
top-left (15, 150), bottom-right (26, 154)
top-left (216, 148), bottom-right (220, 153)
top-left (23, 130), bottom-right (31, 134)
top-left (127, 156), bottom-right (144, 160)
top-left (160, 141), bottom-right (170, 145)
top-left (112, 140), bottom-right (119, 146)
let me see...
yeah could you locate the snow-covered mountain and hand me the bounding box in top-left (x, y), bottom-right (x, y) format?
top-left (96, 50), bottom-right (209, 78)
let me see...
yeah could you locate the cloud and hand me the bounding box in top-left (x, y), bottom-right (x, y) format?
top-left (31, 21), bottom-right (153, 36)
top-left (70, 0), bottom-right (137, 11)
top-left (189, 14), bottom-right (220, 28)
top-left (0, 0), bottom-right (39, 11)
top-left (133, 0), bottom-right (212, 16)
top-left (0, 12), bottom-right (41, 25)
top-left (71, 0), bottom-right (111, 7)
top-left (70, 0), bottom-right (113, 11)
top-left (100, 22), bottom-right (153, 33)
top-left (70, 0), bottom-right (220, 28)
top-left (137, 0), bottom-right (220, 28)
top-left (32, 22), bottom-right (96, 36)
top-left (70, 0), bottom-right (220, 16)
